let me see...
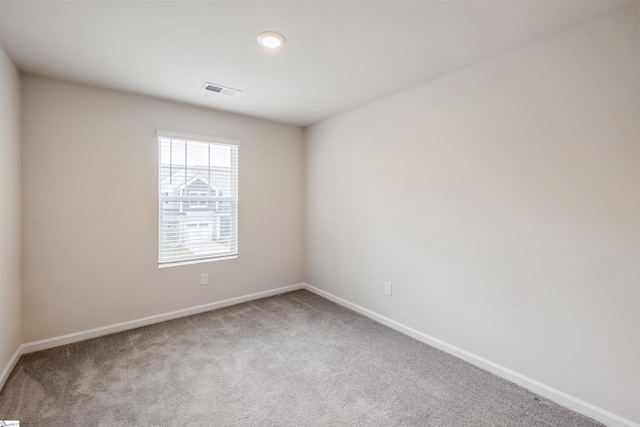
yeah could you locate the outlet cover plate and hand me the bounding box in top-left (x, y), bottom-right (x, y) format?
top-left (384, 282), bottom-right (392, 296)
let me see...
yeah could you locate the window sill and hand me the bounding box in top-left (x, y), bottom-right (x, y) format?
top-left (158, 255), bottom-right (238, 269)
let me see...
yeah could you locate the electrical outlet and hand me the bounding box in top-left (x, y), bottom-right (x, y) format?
top-left (384, 282), bottom-right (392, 296)
top-left (200, 273), bottom-right (209, 285)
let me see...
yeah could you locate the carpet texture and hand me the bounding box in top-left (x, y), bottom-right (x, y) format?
top-left (0, 290), bottom-right (602, 426)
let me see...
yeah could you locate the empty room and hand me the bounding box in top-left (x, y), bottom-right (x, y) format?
top-left (0, 0), bottom-right (638, 426)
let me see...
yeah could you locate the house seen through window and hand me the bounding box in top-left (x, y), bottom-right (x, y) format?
top-left (157, 131), bottom-right (239, 265)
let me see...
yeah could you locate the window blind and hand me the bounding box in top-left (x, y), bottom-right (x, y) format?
top-left (157, 131), bottom-right (239, 265)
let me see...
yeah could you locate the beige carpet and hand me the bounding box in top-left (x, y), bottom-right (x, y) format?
top-left (0, 290), bottom-right (602, 426)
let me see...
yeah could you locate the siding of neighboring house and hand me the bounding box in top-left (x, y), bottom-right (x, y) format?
top-left (160, 168), bottom-right (231, 255)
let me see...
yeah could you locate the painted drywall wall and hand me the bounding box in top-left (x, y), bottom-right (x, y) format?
top-left (305, 6), bottom-right (640, 423)
top-left (0, 45), bottom-right (21, 382)
top-left (21, 76), bottom-right (304, 342)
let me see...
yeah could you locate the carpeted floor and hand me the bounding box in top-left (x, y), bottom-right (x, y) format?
top-left (0, 290), bottom-right (602, 426)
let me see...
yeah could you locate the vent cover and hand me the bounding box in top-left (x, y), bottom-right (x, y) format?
top-left (202, 82), bottom-right (242, 97)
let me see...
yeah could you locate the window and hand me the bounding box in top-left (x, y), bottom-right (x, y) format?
top-left (158, 130), bottom-right (239, 266)
top-left (189, 192), bottom-right (208, 207)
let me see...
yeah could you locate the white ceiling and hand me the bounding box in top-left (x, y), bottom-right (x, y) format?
top-left (0, 0), bottom-right (635, 126)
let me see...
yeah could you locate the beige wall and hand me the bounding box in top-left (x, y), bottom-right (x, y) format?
top-left (0, 45), bottom-right (21, 380)
top-left (8, 4), bottom-right (640, 423)
top-left (21, 76), bottom-right (305, 342)
top-left (305, 6), bottom-right (640, 423)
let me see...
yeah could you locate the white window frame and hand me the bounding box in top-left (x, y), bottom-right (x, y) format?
top-left (157, 130), bottom-right (240, 267)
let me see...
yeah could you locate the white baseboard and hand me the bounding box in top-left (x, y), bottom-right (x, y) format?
top-left (0, 345), bottom-right (23, 392)
top-left (22, 283), bottom-right (304, 354)
top-left (302, 283), bottom-right (638, 427)
top-left (8, 282), bottom-right (638, 427)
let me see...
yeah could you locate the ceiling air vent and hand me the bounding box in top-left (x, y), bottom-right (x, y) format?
top-left (202, 82), bottom-right (242, 97)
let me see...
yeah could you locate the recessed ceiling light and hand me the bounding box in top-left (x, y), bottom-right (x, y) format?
top-left (257, 31), bottom-right (286, 49)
